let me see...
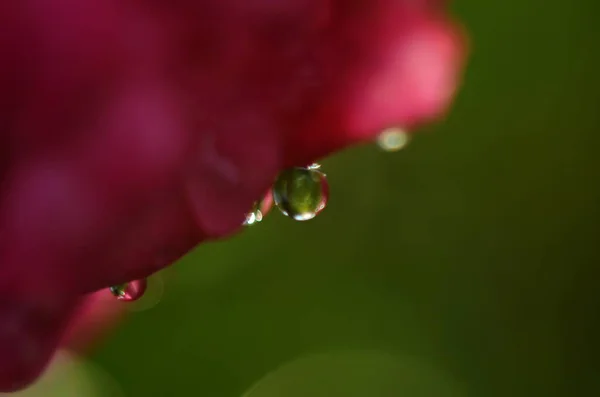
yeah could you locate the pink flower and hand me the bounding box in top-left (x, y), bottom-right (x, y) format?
top-left (61, 290), bottom-right (127, 353)
top-left (0, 0), bottom-right (466, 392)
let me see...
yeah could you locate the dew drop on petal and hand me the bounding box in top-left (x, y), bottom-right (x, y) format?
top-left (244, 190), bottom-right (274, 226)
top-left (376, 127), bottom-right (410, 152)
top-left (108, 279), bottom-right (147, 302)
top-left (272, 167), bottom-right (329, 221)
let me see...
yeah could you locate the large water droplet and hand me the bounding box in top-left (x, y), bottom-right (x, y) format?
top-left (377, 127), bottom-right (410, 152)
top-left (244, 190), bottom-right (274, 226)
top-left (272, 167), bottom-right (328, 221)
top-left (109, 279), bottom-right (147, 302)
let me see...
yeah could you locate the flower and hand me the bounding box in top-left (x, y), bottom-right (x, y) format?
top-left (61, 290), bottom-right (127, 353)
top-left (0, 0), bottom-right (466, 392)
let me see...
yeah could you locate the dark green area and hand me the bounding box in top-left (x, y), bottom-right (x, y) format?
top-left (93, 1), bottom-right (600, 396)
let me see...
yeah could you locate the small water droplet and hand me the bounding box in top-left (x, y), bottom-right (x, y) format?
top-left (377, 127), bottom-right (410, 152)
top-left (272, 167), bottom-right (328, 221)
top-left (109, 279), bottom-right (147, 302)
top-left (244, 190), bottom-right (274, 226)
top-left (306, 163), bottom-right (321, 170)
top-left (127, 275), bottom-right (164, 312)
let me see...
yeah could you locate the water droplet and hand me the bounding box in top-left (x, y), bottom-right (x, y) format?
top-left (109, 279), bottom-right (147, 302)
top-left (272, 167), bottom-right (328, 221)
top-left (126, 274), bottom-right (164, 312)
top-left (377, 127), bottom-right (410, 152)
top-left (244, 190), bottom-right (274, 226)
top-left (306, 163), bottom-right (321, 170)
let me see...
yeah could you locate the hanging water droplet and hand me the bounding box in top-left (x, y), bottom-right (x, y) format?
top-left (109, 279), bottom-right (147, 302)
top-left (127, 274), bottom-right (164, 312)
top-left (376, 127), bottom-right (410, 152)
top-left (244, 190), bottom-right (274, 226)
top-left (272, 167), bottom-right (329, 221)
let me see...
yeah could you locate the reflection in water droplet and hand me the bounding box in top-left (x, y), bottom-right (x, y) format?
top-left (272, 167), bottom-right (328, 221)
top-left (244, 190), bottom-right (274, 226)
top-left (109, 279), bottom-right (147, 302)
top-left (377, 127), bottom-right (410, 152)
top-left (306, 163), bottom-right (321, 170)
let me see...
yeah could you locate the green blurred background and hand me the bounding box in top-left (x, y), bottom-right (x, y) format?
top-left (44, 1), bottom-right (600, 396)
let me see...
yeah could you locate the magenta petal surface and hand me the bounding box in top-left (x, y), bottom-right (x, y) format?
top-left (0, 0), bottom-right (466, 391)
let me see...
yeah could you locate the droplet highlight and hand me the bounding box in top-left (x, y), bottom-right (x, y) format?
top-left (272, 167), bottom-right (328, 221)
top-left (109, 279), bottom-right (147, 302)
top-left (376, 127), bottom-right (410, 152)
top-left (244, 190), bottom-right (274, 226)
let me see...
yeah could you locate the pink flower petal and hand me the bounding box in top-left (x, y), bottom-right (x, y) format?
top-left (0, 0), bottom-right (466, 391)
